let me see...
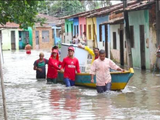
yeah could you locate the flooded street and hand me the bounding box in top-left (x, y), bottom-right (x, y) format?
top-left (1, 50), bottom-right (160, 120)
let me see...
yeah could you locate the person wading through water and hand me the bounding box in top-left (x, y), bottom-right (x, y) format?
top-left (33, 52), bottom-right (48, 79)
top-left (90, 49), bottom-right (125, 93)
top-left (61, 46), bottom-right (80, 87)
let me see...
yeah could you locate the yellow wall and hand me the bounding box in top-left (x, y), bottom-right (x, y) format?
top-left (86, 17), bottom-right (97, 41)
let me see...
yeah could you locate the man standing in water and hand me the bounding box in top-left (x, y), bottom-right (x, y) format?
top-left (61, 46), bottom-right (80, 87)
top-left (47, 49), bottom-right (61, 84)
top-left (25, 43), bottom-right (32, 54)
top-left (90, 50), bottom-right (124, 93)
top-left (33, 53), bottom-right (48, 79)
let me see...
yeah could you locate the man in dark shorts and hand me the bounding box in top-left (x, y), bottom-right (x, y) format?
top-left (33, 52), bottom-right (48, 79)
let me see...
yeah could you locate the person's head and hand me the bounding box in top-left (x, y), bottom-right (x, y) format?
top-left (99, 49), bottom-right (106, 61)
top-left (52, 49), bottom-right (58, 58)
top-left (52, 45), bottom-right (58, 51)
top-left (94, 48), bottom-right (99, 57)
top-left (39, 52), bottom-right (44, 60)
top-left (68, 46), bottom-right (74, 57)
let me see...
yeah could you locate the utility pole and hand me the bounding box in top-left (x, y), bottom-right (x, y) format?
top-left (0, 37), bottom-right (7, 120)
top-left (156, 0), bottom-right (160, 46)
top-left (123, 0), bottom-right (133, 68)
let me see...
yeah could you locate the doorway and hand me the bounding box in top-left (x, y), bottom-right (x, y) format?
top-left (11, 31), bottom-right (16, 50)
top-left (105, 24), bottom-right (108, 58)
top-left (119, 30), bottom-right (124, 65)
top-left (35, 31), bottom-right (39, 49)
top-left (139, 25), bottom-right (146, 70)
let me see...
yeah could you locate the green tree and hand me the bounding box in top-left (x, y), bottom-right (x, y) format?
top-left (40, 0), bottom-right (85, 17)
top-left (0, 0), bottom-right (46, 29)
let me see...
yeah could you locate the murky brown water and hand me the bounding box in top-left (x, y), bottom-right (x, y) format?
top-left (1, 50), bottom-right (160, 120)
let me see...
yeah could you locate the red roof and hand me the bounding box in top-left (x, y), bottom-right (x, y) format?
top-left (0, 22), bottom-right (19, 28)
top-left (37, 14), bottom-right (61, 25)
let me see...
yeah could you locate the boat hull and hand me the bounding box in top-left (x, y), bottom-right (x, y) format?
top-left (57, 68), bottom-right (134, 91)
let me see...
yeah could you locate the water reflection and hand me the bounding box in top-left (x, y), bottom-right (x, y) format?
top-left (92, 96), bottom-right (113, 119)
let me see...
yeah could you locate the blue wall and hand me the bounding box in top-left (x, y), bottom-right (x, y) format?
top-left (52, 26), bottom-right (61, 45)
top-left (96, 15), bottom-right (109, 42)
top-left (73, 17), bottom-right (79, 36)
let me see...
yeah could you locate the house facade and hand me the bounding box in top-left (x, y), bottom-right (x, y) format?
top-left (128, 4), bottom-right (156, 70)
top-left (86, 17), bottom-right (97, 48)
top-left (65, 19), bottom-right (73, 43)
top-left (78, 17), bottom-right (86, 38)
top-left (0, 22), bottom-right (19, 50)
top-left (32, 24), bottom-right (53, 50)
top-left (19, 27), bottom-right (33, 49)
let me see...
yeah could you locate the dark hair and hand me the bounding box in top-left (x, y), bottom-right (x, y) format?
top-left (94, 47), bottom-right (99, 51)
top-left (99, 49), bottom-right (105, 54)
top-left (52, 45), bottom-right (58, 50)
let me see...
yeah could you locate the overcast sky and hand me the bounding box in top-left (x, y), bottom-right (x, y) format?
top-left (111, 0), bottom-right (122, 5)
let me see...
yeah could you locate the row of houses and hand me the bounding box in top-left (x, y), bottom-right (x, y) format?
top-left (60, 0), bottom-right (156, 70)
top-left (0, 14), bottom-right (63, 51)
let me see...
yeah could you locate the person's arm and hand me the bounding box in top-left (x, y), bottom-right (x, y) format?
top-left (60, 59), bottom-right (65, 71)
top-left (45, 59), bottom-right (49, 64)
top-left (78, 44), bottom-right (94, 56)
top-left (78, 44), bottom-right (95, 63)
top-left (109, 59), bottom-right (124, 72)
top-left (90, 61), bottom-right (96, 83)
top-left (33, 61), bottom-right (42, 72)
top-left (49, 59), bottom-right (61, 70)
top-left (91, 74), bottom-right (95, 83)
top-left (76, 59), bottom-right (80, 73)
top-left (58, 61), bottom-right (62, 66)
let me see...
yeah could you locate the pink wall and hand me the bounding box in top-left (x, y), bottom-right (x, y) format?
top-left (79, 17), bottom-right (86, 37)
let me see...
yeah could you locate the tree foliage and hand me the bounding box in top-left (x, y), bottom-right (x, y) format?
top-left (0, 0), bottom-right (46, 29)
top-left (39, 0), bottom-right (111, 17)
top-left (39, 0), bottom-right (85, 17)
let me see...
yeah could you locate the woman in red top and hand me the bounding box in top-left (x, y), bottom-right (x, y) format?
top-left (61, 46), bottom-right (80, 87)
top-left (47, 49), bottom-right (61, 84)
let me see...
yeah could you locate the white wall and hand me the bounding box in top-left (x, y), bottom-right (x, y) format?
top-left (2, 29), bottom-right (19, 50)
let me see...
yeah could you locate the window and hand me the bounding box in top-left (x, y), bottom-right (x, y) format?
top-left (74, 25), bottom-right (76, 36)
top-left (52, 29), bottom-right (54, 38)
top-left (88, 25), bottom-right (91, 39)
top-left (77, 25), bottom-right (79, 35)
top-left (105, 24), bottom-right (108, 42)
top-left (99, 25), bottom-right (102, 42)
top-left (113, 32), bottom-right (117, 49)
top-left (35, 31), bottom-right (39, 45)
top-left (71, 24), bottom-right (73, 37)
top-left (56, 29), bottom-right (60, 37)
top-left (80, 24), bottom-right (82, 37)
top-left (42, 30), bottom-right (49, 42)
top-left (84, 24), bottom-right (86, 32)
top-left (93, 24), bottom-right (95, 40)
top-left (66, 24), bottom-right (68, 35)
top-left (130, 26), bottom-right (134, 48)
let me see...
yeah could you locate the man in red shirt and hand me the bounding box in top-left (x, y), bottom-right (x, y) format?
top-left (47, 49), bottom-right (61, 84)
top-left (61, 46), bottom-right (80, 87)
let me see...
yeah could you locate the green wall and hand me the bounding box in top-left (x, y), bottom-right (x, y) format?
top-left (129, 10), bottom-right (150, 69)
top-left (65, 19), bottom-right (73, 33)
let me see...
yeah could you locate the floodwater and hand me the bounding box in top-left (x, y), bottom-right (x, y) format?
top-left (1, 50), bottom-right (160, 120)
